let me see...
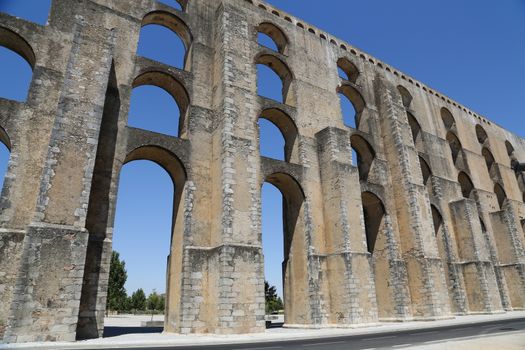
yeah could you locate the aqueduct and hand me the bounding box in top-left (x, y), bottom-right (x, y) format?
top-left (1, 0), bottom-right (525, 343)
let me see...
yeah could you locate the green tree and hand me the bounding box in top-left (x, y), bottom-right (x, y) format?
top-left (265, 281), bottom-right (283, 314)
top-left (130, 288), bottom-right (147, 311)
top-left (107, 251), bottom-right (128, 311)
top-left (147, 290), bottom-right (163, 311)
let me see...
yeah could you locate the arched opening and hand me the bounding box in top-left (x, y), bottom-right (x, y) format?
top-left (441, 107), bottom-right (456, 130)
top-left (113, 146), bottom-right (187, 334)
top-left (446, 132), bottom-right (463, 165)
top-left (0, 28), bottom-right (36, 102)
top-left (140, 12), bottom-right (192, 70)
top-left (419, 156), bottom-right (432, 187)
top-left (458, 172), bottom-right (474, 199)
top-left (259, 119), bottom-right (285, 161)
top-left (494, 183), bottom-right (507, 210)
top-left (256, 54), bottom-right (294, 105)
top-left (431, 205), bottom-right (443, 236)
top-left (256, 22), bottom-right (287, 54)
top-left (397, 85), bottom-right (412, 108)
top-left (475, 125), bottom-right (488, 144)
top-left (110, 160), bottom-right (174, 331)
top-left (0, 0), bottom-right (51, 25)
top-left (482, 147), bottom-right (495, 174)
top-left (261, 183), bottom-right (284, 316)
top-left (361, 191), bottom-right (386, 254)
top-left (351, 135), bottom-right (375, 182)
top-left (338, 84), bottom-right (365, 129)
top-left (263, 173), bottom-right (306, 325)
top-left (131, 71), bottom-right (190, 137)
top-left (407, 112), bottom-right (423, 149)
top-left (336, 58), bottom-right (359, 83)
top-left (259, 108), bottom-right (298, 162)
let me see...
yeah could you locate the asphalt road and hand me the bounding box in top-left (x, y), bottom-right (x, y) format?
top-left (101, 318), bottom-right (525, 350)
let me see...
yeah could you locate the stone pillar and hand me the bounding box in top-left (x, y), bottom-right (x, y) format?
top-left (3, 20), bottom-right (115, 343)
top-left (449, 199), bottom-right (503, 313)
top-left (316, 127), bottom-right (378, 325)
top-left (374, 76), bottom-right (451, 319)
top-left (490, 201), bottom-right (525, 309)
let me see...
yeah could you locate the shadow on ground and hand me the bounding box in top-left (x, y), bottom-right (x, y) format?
top-left (103, 327), bottom-right (164, 338)
top-left (104, 323), bottom-right (284, 337)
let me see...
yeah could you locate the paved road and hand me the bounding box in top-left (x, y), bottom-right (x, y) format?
top-left (102, 318), bottom-right (525, 350)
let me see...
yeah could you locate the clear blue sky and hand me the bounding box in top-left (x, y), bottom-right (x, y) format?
top-left (0, 1), bottom-right (524, 299)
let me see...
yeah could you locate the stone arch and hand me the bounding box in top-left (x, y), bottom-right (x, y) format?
top-left (337, 84), bottom-right (365, 128)
top-left (0, 126), bottom-right (12, 151)
top-left (446, 131), bottom-right (462, 165)
top-left (458, 172), bottom-right (474, 199)
top-left (397, 85), bottom-right (412, 108)
top-left (259, 108), bottom-right (298, 162)
top-left (494, 183), bottom-right (507, 210)
top-left (263, 172), bottom-right (306, 325)
top-left (351, 134), bottom-right (375, 182)
top-left (337, 57), bottom-right (359, 83)
top-left (131, 71), bottom-right (190, 137)
top-left (441, 107), bottom-right (456, 130)
top-left (361, 191), bottom-right (386, 254)
top-left (256, 22), bottom-right (288, 54)
top-left (141, 11), bottom-right (193, 69)
top-left (0, 27), bottom-right (36, 101)
top-left (123, 145), bottom-right (187, 332)
top-left (255, 53), bottom-right (295, 106)
top-left (476, 124), bottom-right (488, 144)
top-left (0, 27), bottom-right (36, 69)
top-left (482, 147), bottom-right (495, 173)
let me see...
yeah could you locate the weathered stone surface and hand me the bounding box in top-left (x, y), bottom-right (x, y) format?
top-left (0, 0), bottom-right (524, 344)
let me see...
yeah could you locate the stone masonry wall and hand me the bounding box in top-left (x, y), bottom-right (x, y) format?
top-left (0, 0), bottom-right (524, 343)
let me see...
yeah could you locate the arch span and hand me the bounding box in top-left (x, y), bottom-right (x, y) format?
top-left (132, 71), bottom-right (190, 136)
top-left (337, 57), bottom-right (359, 83)
top-left (256, 53), bottom-right (294, 105)
top-left (256, 22), bottom-right (288, 54)
top-left (260, 108), bottom-right (298, 162)
top-left (351, 134), bottom-right (375, 181)
top-left (338, 84), bottom-right (365, 128)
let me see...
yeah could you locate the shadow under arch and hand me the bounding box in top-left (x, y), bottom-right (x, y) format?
top-left (255, 53), bottom-right (295, 106)
top-left (475, 124), bottom-right (488, 144)
top-left (132, 71), bottom-right (190, 136)
top-left (458, 171), bottom-right (474, 199)
top-left (446, 131), bottom-right (463, 165)
top-left (351, 134), bottom-right (375, 182)
top-left (260, 108), bottom-right (298, 162)
top-left (361, 191), bottom-right (386, 254)
top-left (0, 126), bottom-right (12, 151)
top-left (494, 183), bottom-right (507, 210)
top-left (256, 22), bottom-right (288, 54)
top-left (337, 57), bottom-right (359, 83)
top-left (263, 172), bottom-right (306, 325)
top-left (0, 27), bottom-right (36, 69)
top-left (397, 85), bottom-right (412, 108)
top-left (441, 107), bottom-right (456, 131)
